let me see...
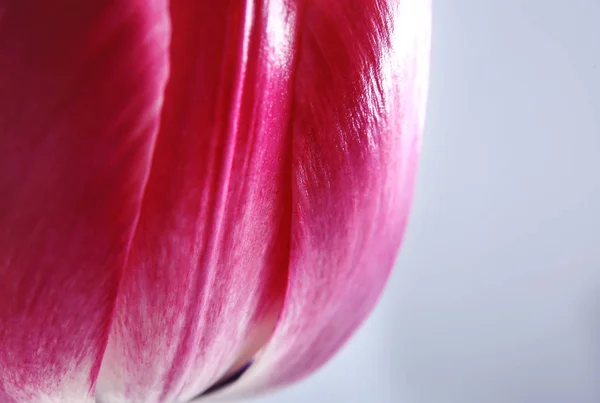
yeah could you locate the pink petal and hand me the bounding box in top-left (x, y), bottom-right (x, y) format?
top-left (96, 1), bottom-right (294, 401)
top-left (0, 1), bottom-right (169, 402)
top-left (207, 0), bottom-right (431, 399)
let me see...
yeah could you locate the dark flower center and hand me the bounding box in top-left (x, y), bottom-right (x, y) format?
top-left (190, 361), bottom-right (253, 401)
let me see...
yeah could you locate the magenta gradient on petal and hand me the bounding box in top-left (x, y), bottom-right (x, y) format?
top-left (207, 0), bottom-right (431, 398)
top-left (0, 1), bottom-right (170, 402)
top-left (96, 1), bottom-right (294, 402)
top-left (0, 0), bottom-right (430, 402)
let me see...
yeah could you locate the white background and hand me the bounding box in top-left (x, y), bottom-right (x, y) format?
top-left (250, 1), bottom-right (600, 402)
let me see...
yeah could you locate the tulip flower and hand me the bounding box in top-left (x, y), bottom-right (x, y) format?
top-left (0, 0), bottom-right (430, 402)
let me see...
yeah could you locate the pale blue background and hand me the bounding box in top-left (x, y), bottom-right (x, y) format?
top-left (251, 1), bottom-right (600, 402)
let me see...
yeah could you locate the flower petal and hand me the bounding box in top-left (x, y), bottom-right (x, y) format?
top-left (206, 0), bottom-right (431, 399)
top-left (0, 1), bottom-right (169, 402)
top-left (96, 1), bottom-right (295, 401)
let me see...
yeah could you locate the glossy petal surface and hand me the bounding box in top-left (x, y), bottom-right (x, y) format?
top-left (209, 0), bottom-right (431, 399)
top-left (0, 1), bottom-right (169, 402)
top-left (96, 1), bottom-right (294, 402)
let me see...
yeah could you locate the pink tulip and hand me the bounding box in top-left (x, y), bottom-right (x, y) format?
top-left (0, 0), bottom-right (430, 402)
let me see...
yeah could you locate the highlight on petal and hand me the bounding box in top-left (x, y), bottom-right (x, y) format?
top-left (96, 1), bottom-right (296, 401)
top-left (0, 1), bottom-right (170, 402)
top-left (208, 0), bottom-right (431, 399)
